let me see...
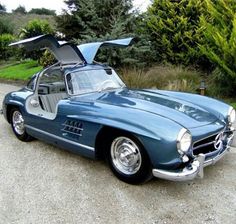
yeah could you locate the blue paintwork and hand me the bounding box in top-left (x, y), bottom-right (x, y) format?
top-left (2, 63), bottom-right (232, 171)
top-left (2, 36), bottom-right (233, 173)
top-left (78, 38), bottom-right (134, 64)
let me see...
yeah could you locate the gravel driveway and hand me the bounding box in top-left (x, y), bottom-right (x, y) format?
top-left (0, 83), bottom-right (235, 224)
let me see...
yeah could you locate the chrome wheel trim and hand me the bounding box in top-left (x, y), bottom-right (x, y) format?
top-left (12, 111), bottom-right (25, 135)
top-left (111, 137), bottom-right (142, 175)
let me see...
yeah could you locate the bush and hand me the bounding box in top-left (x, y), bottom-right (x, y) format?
top-left (0, 34), bottom-right (15, 60)
top-left (199, 0), bottom-right (236, 97)
top-left (39, 50), bottom-right (56, 67)
top-left (145, 0), bottom-right (210, 68)
top-left (120, 65), bottom-right (202, 93)
top-left (0, 18), bottom-right (14, 34)
top-left (19, 19), bottom-right (54, 39)
top-left (19, 19), bottom-right (54, 60)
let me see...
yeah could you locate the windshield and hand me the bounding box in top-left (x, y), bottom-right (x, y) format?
top-left (66, 68), bottom-right (125, 95)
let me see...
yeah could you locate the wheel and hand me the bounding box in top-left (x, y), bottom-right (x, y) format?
top-left (10, 108), bottom-right (34, 142)
top-left (107, 134), bottom-right (152, 184)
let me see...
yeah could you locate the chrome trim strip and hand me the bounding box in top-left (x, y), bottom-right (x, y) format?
top-left (192, 131), bottom-right (221, 148)
top-left (193, 141), bottom-right (215, 150)
top-left (62, 124), bottom-right (84, 131)
top-left (61, 129), bottom-right (82, 137)
top-left (25, 125), bottom-right (94, 151)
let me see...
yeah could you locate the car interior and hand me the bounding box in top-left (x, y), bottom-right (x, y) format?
top-left (25, 66), bottom-right (69, 120)
top-left (37, 67), bottom-right (68, 113)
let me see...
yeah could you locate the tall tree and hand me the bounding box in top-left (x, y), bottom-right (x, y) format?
top-left (13, 5), bottom-right (27, 14)
top-left (55, 0), bottom-right (134, 40)
top-left (145, 0), bottom-right (207, 67)
top-left (200, 0), bottom-right (236, 96)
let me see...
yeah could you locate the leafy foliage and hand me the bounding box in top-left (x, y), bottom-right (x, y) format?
top-left (199, 0), bottom-right (236, 96)
top-left (19, 19), bottom-right (54, 38)
top-left (145, 0), bottom-right (208, 67)
top-left (56, 0), bottom-right (154, 67)
top-left (39, 50), bottom-right (56, 67)
top-left (0, 34), bottom-right (15, 60)
top-left (56, 0), bottom-right (134, 40)
top-left (19, 19), bottom-right (54, 60)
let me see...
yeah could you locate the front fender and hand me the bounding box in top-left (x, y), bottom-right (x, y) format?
top-left (3, 90), bottom-right (33, 122)
top-left (59, 101), bottom-right (184, 169)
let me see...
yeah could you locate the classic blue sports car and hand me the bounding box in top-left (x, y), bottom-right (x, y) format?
top-left (1, 34), bottom-right (235, 184)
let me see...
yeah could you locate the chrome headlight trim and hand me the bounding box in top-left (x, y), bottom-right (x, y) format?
top-left (227, 107), bottom-right (236, 124)
top-left (177, 128), bottom-right (192, 154)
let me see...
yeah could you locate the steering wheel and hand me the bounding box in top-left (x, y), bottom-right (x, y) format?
top-left (98, 80), bottom-right (116, 91)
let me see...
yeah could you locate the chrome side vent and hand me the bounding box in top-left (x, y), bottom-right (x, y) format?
top-left (62, 120), bottom-right (83, 137)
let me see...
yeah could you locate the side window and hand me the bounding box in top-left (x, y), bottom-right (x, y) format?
top-left (38, 69), bottom-right (66, 94)
top-left (26, 75), bottom-right (37, 91)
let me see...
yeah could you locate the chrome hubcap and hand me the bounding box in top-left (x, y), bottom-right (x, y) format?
top-left (12, 111), bottom-right (25, 135)
top-left (111, 137), bottom-right (142, 175)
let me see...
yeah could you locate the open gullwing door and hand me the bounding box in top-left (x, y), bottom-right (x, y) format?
top-left (9, 34), bottom-right (85, 65)
top-left (77, 37), bottom-right (134, 64)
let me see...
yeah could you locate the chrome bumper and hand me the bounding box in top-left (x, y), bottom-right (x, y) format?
top-left (152, 133), bottom-right (234, 181)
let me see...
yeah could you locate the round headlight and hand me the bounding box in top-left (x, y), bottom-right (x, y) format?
top-left (177, 128), bottom-right (192, 153)
top-left (228, 107), bottom-right (236, 124)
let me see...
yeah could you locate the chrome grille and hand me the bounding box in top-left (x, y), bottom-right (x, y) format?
top-left (192, 133), bottom-right (218, 156)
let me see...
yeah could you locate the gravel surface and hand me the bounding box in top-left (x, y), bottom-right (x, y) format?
top-left (0, 83), bottom-right (235, 224)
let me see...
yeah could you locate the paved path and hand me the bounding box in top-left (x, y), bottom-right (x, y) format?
top-left (0, 83), bottom-right (235, 224)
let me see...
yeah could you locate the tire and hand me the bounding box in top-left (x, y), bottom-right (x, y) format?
top-left (107, 133), bottom-right (152, 184)
top-left (10, 108), bottom-right (34, 142)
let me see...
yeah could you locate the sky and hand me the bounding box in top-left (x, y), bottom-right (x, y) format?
top-left (0, 0), bottom-right (151, 14)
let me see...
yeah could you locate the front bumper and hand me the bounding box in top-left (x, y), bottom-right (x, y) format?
top-left (152, 130), bottom-right (234, 181)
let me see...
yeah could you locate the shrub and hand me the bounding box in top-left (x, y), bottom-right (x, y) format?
top-left (120, 65), bottom-right (202, 93)
top-left (19, 19), bottom-right (54, 60)
top-left (0, 18), bottom-right (14, 35)
top-left (0, 34), bottom-right (15, 60)
top-left (39, 50), bottom-right (56, 67)
top-left (199, 0), bottom-right (236, 97)
top-left (19, 19), bottom-right (54, 39)
top-left (145, 0), bottom-right (210, 68)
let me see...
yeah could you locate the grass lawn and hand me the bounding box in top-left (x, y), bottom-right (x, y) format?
top-left (0, 60), bottom-right (42, 80)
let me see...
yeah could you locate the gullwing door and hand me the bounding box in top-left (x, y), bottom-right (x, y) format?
top-left (77, 37), bottom-right (134, 64)
top-left (9, 34), bottom-right (85, 65)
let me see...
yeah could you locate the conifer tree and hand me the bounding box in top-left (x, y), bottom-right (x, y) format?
top-left (56, 0), bottom-right (134, 40)
top-left (146, 0), bottom-right (205, 66)
top-left (199, 0), bottom-right (236, 96)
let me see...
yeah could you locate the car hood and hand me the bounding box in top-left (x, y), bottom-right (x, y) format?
top-left (93, 89), bottom-right (218, 129)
